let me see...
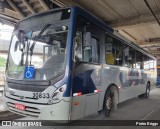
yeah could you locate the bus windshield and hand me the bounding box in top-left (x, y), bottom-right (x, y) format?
top-left (7, 24), bottom-right (69, 80)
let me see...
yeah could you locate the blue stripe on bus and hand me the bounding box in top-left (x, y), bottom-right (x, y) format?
top-left (72, 70), bottom-right (96, 94)
top-left (63, 7), bottom-right (77, 97)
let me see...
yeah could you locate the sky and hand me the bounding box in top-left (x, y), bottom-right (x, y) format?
top-left (0, 22), bottom-right (14, 40)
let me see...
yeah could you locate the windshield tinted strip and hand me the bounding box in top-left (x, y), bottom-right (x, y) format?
top-left (16, 9), bottom-right (71, 31)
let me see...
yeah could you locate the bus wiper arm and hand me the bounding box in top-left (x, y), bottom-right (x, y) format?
top-left (29, 24), bottom-right (51, 54)
top-left (28, 24), bottom-right (51, 65)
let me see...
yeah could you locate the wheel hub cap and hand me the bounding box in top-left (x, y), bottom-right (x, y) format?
top-left (106, 97), bottom-right (112, 109)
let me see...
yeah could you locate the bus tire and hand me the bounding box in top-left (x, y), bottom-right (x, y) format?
top-left (138, 94), bottom-right (143, 99)
top-left (103, 89), bottom-right (113, 117)
top-left (144, 83), bottom-right (150, 98)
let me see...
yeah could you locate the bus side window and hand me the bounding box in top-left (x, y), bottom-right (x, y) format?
top-left (135, 51), bottom-right (143, 69)
top-left (74, 32), bottom-right (100, 63)
top-left (149, 57), bottom-right (155, 71)
top-left (144, 55), bottom-right (149, 70)
top-left (90, 37), bottom-right (99, 63)
top-left (123, 45), bottom-right (136, 68)
top-left (82, 32), bottom-right (100, 63)
top-left (105, 35), bottom-right (123, 66)
top-left (74, 16), bottom-right (100, 64)
top-left (123, 45), bottom-right (129, 67)
top-left (128, 47), bottom-right (136, 68)
top-left (105, 36), bottom-right (115, 65)
top-left (114, 39), bottom-right (123, 66)
top-left (144, 55), bottom-right (156, 71)
top-left (74, 32), bottom-right (83, 61)
top-left (83, 32), bottom-right (92, 62)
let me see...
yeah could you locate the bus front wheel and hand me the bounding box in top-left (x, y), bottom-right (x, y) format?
top-left (99, 90), bottom-right (113, 117)
top-left (104, 90), bottom-right (113, 117)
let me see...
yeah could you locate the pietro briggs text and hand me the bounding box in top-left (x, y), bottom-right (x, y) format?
top-left (136, 122), bottom-right (158, 126)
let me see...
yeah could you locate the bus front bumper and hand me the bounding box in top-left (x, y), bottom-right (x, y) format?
top-left (3, 94), bottom-right (70, 121)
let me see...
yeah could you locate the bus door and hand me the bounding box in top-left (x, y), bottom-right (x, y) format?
top-left (71, 32), bottom-right (101, 120)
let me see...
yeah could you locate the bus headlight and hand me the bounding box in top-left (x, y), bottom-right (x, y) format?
top-left (48, 84), bottom-right (66, 104)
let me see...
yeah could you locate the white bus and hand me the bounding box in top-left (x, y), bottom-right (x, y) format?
top-left (3, 6), bottom-right (157, 121)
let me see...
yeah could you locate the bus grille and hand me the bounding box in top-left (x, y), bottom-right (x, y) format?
top-left (8, 83), bottom-right (48, 92)
top-left (6, 102), bottom-right (40, 117)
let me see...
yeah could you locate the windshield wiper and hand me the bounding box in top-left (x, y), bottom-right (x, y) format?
top-left (29, 24), bottom-right (51, 65)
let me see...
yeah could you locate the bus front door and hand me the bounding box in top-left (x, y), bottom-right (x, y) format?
top-left (71, 64), bottom-right (101, 120)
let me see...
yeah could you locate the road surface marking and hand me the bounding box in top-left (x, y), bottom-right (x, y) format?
top-left (142, 109), bottom-right (155, 120)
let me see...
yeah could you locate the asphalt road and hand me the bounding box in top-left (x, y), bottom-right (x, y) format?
top-left (1, 88), bottom-right (160, 129)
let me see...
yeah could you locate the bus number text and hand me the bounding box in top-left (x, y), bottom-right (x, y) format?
top-left (33, 93), bottom-right (50, 99)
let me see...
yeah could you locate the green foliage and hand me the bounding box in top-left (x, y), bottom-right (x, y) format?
top-left (8, 66), bottom-right (24, 72)
top-left (0, 57), bottom-right (6, 67)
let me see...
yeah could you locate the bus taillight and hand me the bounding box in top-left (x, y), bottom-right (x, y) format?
top-left (73, 92), bottom-right (82, 96)
top-left (94, 89), bottom-right (101, 93)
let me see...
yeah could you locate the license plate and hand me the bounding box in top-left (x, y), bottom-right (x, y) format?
top-left (15, 103), bottom-right (26, 111)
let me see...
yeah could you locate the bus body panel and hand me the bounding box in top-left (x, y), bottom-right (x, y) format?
top-left (71, 95), bottom-right (86, 120)
top-left (119, 67), bottom-right (146, 102)
top-left (85, 93), bottom-right (99, 116)
top-left (71, 93), bottom-right (100, 120)
top-left (101, 65), bottom-right (146, 104)
top-left (71, 62), bottom-right (152, 119)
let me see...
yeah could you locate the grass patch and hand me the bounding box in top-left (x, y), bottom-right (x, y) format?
top-left (0, 57), bottom-right (6, 67)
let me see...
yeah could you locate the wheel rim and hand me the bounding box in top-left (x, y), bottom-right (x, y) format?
top-left (106, 96), bottom-right (112, 110)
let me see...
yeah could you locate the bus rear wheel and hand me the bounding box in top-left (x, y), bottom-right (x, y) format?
top-left (138, 83), bottom-right (150, 99)
top-left (144, 83), bottom-right (150, 98)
